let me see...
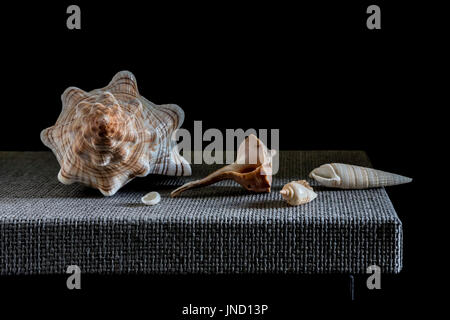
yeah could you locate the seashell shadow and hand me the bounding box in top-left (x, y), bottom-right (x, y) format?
top-left (75, 187), bottom-right (106, 198)
top-left (120, 177), bottom-right (179, 192)
top-left (0, 183), bottom-right (105, 199)
top-left (308, 186), bottom-right (339, 192)
top-left (161, 186), bottom-right (252, 199)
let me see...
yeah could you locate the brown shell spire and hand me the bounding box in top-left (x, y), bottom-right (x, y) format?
top-left (41, 71), bottom-right (191, 196)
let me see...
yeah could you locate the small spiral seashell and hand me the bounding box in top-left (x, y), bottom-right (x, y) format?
top-left (280, 180), bottom-right (317, 206)
top-left (309, 163), bottom-right (412, 189)
top-left (141, 191), bottom-right (161, 205)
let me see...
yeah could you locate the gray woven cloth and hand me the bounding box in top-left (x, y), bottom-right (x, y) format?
top-left (0, 151), bottom-right (402, 275)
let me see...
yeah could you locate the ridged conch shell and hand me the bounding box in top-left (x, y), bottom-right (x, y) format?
top-left (280, 180), bottom-right (317, 206)
top-left (170, 134), bottom-right (275, 197)
top-left (41, 71), bottom-right (191, 196)
top-left (309, 163), bottom-right (412, 189)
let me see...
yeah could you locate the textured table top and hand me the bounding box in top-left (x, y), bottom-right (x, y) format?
top-left (0, 151), bottom-right (402, 275)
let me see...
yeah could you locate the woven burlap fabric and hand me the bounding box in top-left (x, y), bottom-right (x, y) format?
top-left (0, 151), bottom-right (402, 275)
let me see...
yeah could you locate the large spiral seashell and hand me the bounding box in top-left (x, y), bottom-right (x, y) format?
top-left (309, 163), bottom-right (412, 189)
top-left (41, 71), bottom-right (191, 196)
top-left (280, 180), bottom-right (317, 206)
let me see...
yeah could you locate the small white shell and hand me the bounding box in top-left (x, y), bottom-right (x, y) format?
top-left (309, 163), bottom-right (412, 189)
top-left (141, 191), bottom-right (161, 205)
top-left (280, 180), bottom-right (317, 206)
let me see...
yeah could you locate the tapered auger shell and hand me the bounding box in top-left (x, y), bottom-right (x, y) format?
top-left (309, 163), bottom-right (412, 189)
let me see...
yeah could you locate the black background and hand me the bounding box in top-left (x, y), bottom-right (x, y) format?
top-left (0, 0), bottom-right (441, 316)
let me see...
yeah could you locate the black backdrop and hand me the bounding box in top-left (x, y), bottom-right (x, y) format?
top-left (2, 2), bottom-right (420, 159)
top-left (0, 0), bottom-right (438, 315)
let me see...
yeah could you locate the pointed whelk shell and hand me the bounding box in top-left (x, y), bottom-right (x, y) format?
top-left (170, 134), bottom-right (275, 197)
top-left (280, 180), bottom-right (317, 206)
top-left (309, 163), bottom-right (412, 189)
top-left (41, 71), bottom-right (191, 196)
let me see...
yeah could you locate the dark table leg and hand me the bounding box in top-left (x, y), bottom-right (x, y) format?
top-left (349, 274), bottom-right (355, 301)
